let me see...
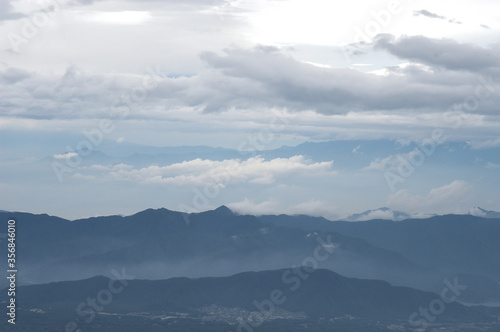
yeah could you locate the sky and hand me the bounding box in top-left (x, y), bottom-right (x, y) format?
top-left (0, 0), bottom-right (499, 220)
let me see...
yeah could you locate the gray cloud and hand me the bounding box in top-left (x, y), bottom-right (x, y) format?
top-left (374, 34), bottom-right (500, 71)
top-left (70, 0), bottom-right (228, 5)
top-left (413, 9), bottom-right (462, 24)
top-left (0, 1), bottom-right (25, 22)
top-left (414, 9), bottom-right (446, 20)
top-left (1, 42), bottom-right (499, 120)
top-left (195, 46), bottom-right (499, 114)
top-left (0, 66), bottom-right (30, 83)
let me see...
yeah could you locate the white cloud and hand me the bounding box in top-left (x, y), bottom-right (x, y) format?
top-left (352, 210), bottom-right (398, 221)
top-left (387, 180), bottom-right (470, 213)
top-left (228, 198), bottom-right (281, 216)
top-left (53, 152), bottom-right (78, 159)
top-left (227, 198), bottom-right (342, 220)
top-left (363, 148), bottom-right (424, 171)
top-left (288, 199), bottom-right (342, 220)
top-left (76, 11), bottom-right (152, 25)
top-left (75, 155), bottom-right (335, 186)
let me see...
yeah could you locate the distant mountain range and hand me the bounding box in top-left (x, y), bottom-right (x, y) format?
top-left (342, 206), bottom-right (500, 222)
top-left (1, 207), bottom-right (500, 306)
top-left (1, 206), bottom-right (500, 331)
top-left (3, 137), bottom-right (499, 222)
top-left (1, 268), bottom-right (497, 332)
top-left (260, 212), bottom-right (500, 301)
top-left (2, 205), bottom-right (497, 221)
top-left (260, 213), bottom-right (500, 278)
top-left (0, 207), bottom-right (427, 291)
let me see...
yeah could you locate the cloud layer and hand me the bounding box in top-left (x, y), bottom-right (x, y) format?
top-left (2, 40), bottom-right (499, 124)
top-left (74, 155), bottom-right (335, 186)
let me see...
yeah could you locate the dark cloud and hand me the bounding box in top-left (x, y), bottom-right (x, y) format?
top-left (1, 44), bottom-right (499, 120)
top-left (196, 47), bottom-right (499, 114)
top-left (374, 34), bottom-right (500, 71)
top-left (0, 67), bottom-right (31, 83)
top-left (414, 9), bottom-right (446, 20)
top-left (122, 0), bottom-right (228, 5)
top-left (0, 1), bottom-right (25, 22)
top-left (67, 0), bottom-right (227, 7)
top-left (413, 9), bottom-right (462, 24)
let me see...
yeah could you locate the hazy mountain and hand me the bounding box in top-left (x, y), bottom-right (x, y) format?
top-left (469, 206), bottom-right (500, 219)
top-left (0, 208), bottom-right (426, 291)
top-left (1, 268), bottom-right (496, 332)
top-left (259, 213), bottom-right (500, 303)
top-left (260, 213), bottom-right (500, 276)
top-left (1, 208), bottom-right (499, 304)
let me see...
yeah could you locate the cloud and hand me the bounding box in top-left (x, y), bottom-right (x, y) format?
top-left (287, 199), bottom-right (342, 219)
top-left (375, 34), bottom-right (500, 71)
top-left (448, 18), bottom-right (462, 24)
top-left (348, 209), bottom-right (398, 222)
top-left (68, 0), bottom-right (227, 7)
top-left (228, 198), bottom-right (342, 220)
top-left (363, 148), bottom-right (425, 172)
top-left (0, 1), bottom-right (25, 22)
top-left (2, 42), bottom-right (500, 122)
top-left (74, 155), bottom-right (335, 185)
top-left (0, 66), bottom-right (31, 84)
top-left (413, 9), bottom-right (446, 20)
top-left (387, 180), bottom-right (470, 213)
top-left (413, 9), bottom-right (462, 24)
top-left (76, 11), bottom-right (152, 25)
top-left (227, 198), bottom-right (281, 216)
top-left (53, 152), bottom-right (79, 159)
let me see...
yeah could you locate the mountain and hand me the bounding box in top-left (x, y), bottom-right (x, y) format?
top-left (259, 213), bottom-right (500, 277)
top-left (259, 213), bottom-right (500, 303)
top-left (469, 206), bottom-right (500, 218)
top-left (1, 268), bottom-right (497, 332)
top-left (2, 208), bottom-right (500, 304)
top-left (0, 208), bottom-right (426, 292)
